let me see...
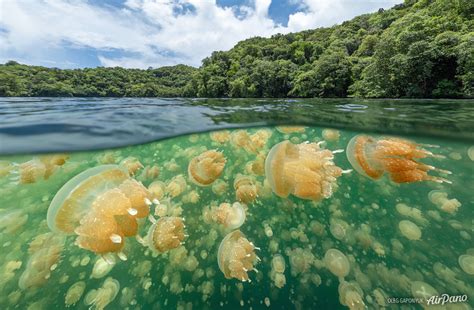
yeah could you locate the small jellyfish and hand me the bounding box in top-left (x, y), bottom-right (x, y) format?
top-left (210, 130), bottom-right (231, 144)
top-left (338, 281), bottom-right (365, 310)
top-left (18, 233), bottom-right (65, 290)
top-left (276, 126), bottom-right (306, 134)
top-left (146, 216), bottom-right (185, 253)
top-left (65, 281), bottom-right (86, 307)
top-left (398, 220), bottom-right (422, 241)
top-left (18, 154), bottom-right (69, 184)
top-left (212, 179), bottom-right (228, 196)
top-left (346, 135), bottom-right (450, 184)
top-left (230, 130), bottom-right (271, 154)
top-left (0, 210), bottom-right (28, 234)
top-left (120, 157), bottom-right (143, 176)
top-left (148, 180), bottom-right (165, 201)
top-left (324, 249), bottom-right (350, 280)
top-left (165, 174), bottom-right (187, 198)
top-left (322, 129), bottom-right (340, 142)
top-left (217, 230), bottom-right (259, 282)
top-left (212, 202), bottom-right (246, 229)
top-left (234, 174), bottom-right (258, 204)
top-left (91, 256), bottom-right (115, 279)
top-left (188, 150), bottom-right (226, 186)
top-left (271, 254), bottom-right (286, 273)
top-left (265, 140), bottom-right (344, 201)
top-left (458, 254), bottom-right (474, 275)
top-left (410, 281), bottom-right (438, 304)
top-left (84, 277), bottom-right (120, 310)
top-left (0, 160), bottom-right (13, 177)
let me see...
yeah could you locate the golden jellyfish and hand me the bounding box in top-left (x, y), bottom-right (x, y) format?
top-left (138, 165), bottom-right (160, 181)
top-left (265, 140), bottom-right (345, 201)
top-left (210, 130), bottom-right (231, 144)
top-left (276, 126), bottom-right (306, 134)
top-left (188, 150), bottom-right (226, 186)
top-left (18, 154), bottom-right (69, 184)
top-left (165, 174), bottom-right (187, 198)
top-left (84, 277), bottom-right (120, 310)
top-left (47, 165), bottom-right (152, 255)
top-left (338, 281), bottom-right (365, 310)
top-left (120, 157), bottom-right (143, 176)
top-left (271, 254), bottom-right (286, 273)
top-left (0, 210), bottom-right (28, 234)
top-left (322, 129), bottom-right (341, 142)
top-left (234, 174), bottom-right (258, 204)
top-left (146, 216), bottom-right (186, 253)
top-left (211, 179), bottom-right (228, 196)
top-left (346, 135), bottom-right (451, 184)
top-left (398, 220), bottom-right (422, 241)
top-left (65, 281), bottom-right (86, 307)
top-left (212, 202), bottom-right (246, 229)
top-left (458, 254), bottom-right (474, 275)
top-left (230, 130), bottom-right (271, 154)
top-left (217, 230), bottom-right (259, 282)
top-left (148, 180), bottom-right (165, 201)
top-left (324, 249), bottom-right (350, 280)
top-left (18, 233), bottom-right (65, 290)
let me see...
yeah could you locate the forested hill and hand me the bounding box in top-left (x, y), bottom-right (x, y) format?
top-left (1, 0), bottom-right (473, 98)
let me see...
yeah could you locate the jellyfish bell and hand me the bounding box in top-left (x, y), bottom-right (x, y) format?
top-left (234, 174), bottom-right (258, 204)
top-left (322, 129), bottom-right (341, 142)
top-left (265, 140), bottom-right (344, 201)
top-left (410, 281), bottom-right (438, 304)
top-left (276, 126), bottom-right (306, 134)
top-left (85, 277), bottom-right (120, 310)
top-left (188, 150), bottom-right (226, 186)
top-left (213, 202), bottom-right (246, 230)
top-left (217, 230), bottom-right (259, 282)
top-left (324, 249), bottom-right (350, 280)
top-left (47, 165), bottom-right (129, 234)
top-left (398, 220), bottom-right (422, 241)
top-left (346, 135), bottom-right (450, 184)
top-left (458, 254), bottom-right (474, 275)
top-left (146, 216), bottom-right (185, 253)
top-left (120, 157), bottom-right (143, 176)
top-left (271, 254), bottom-right (286, 273)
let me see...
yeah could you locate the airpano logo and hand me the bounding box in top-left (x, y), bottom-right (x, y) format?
top-left (427, 294), bottom-right (468, 305)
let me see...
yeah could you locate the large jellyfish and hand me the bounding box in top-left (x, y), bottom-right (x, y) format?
top-left (217, 230), bottom-right (259, 282)
top-left (46, 165), bottom-right (151, 255)
top-left (188, 150), bottom-right (226, 186)
top-left (146, 216), bottom-right (186, 253)
top-left (346, 135), bottom-right (451, 183)
top-left (265, 140), bottom-right (344, 201)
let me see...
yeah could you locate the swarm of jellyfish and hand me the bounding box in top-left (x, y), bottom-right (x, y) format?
top-left (0, 125), bottom-right (470, 310)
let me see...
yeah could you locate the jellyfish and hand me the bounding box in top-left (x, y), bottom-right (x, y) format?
top-left (188, 150), bottom-right (226, 186)
top-left (165, 174), bottom-right (187, 198)
top-left (211, 179), bottom-right (228, 196)
top-left (0, 210), bottom-right (28, 234)
top-left (18, 233), bottom-right (65, 290)
top-left (84, 277), bottom-right (120, 310)
top-left (428, 190), bottom-right (461, 214)
top-left (322, 129), bottom-right (341, 142)
top-left (265, 140), bottom-right (344, 201)
top-left (346, 135), bottom-right (451, 184)
top-left (138, 165), bottom-right (160, 181)
top-left (46, 165), bottom-right (152, 255)
top-left (276, 126), bottom-right (306, 134)
top-left (120, 157), bottom-right (143, 176)
top-left (148, 181), bottom-right (165, 201)
top-left (91, 257), bottom-right (115, 279)
top-left (217, 230), bottom-right (259, 282)
top-left (234, 174), bottom-right (258, 204)
top-left (65, 281), bottom-right (86, 307)
top-left (410, 281), bottom-right (438, 304)
top-left (212, 202), bottom-right (246, 229)
top-left (271, 254), bottom-right (286, 273)
top-left (324, 249), bottom-right (350, 281)
top-left (230, 130), bottom-right (271, 154)
top-left (146, 216), bottom-right (185, 253)
top-left (458, 254), bottom-right (474, 275)
top-left (0, 160), bottom-right (13, 177)
top-left (17, 154), bottom-right (69, 184)
top-left (210, 130), bottom-right (231, 144)
top-left (398, 220), bottom-right (422, 241)
top-left (338, 281), bottom-right (365, 310)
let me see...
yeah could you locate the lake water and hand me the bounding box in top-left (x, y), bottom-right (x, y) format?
top-left (0, 98), bottom-right (473, 310)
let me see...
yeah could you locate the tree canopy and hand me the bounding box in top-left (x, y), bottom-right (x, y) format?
top-left (1, 0), bottom-right (472, 98)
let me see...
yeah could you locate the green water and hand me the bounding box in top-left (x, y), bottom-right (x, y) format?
top-left (0, 126), bottom-right (472, 310)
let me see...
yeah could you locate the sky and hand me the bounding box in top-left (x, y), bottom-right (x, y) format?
top-left (0, 0), bottom-right (402, 69)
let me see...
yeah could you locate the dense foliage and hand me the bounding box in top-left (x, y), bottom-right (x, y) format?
top-left (1, 0), bottom-right (472, 98)
top-left (0, 63), bottom-right (196, 97)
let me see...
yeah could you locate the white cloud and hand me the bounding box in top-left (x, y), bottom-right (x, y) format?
top-left (0, 0), bottom-right (401, 69)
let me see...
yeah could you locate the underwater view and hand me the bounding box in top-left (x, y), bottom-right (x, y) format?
top-left (0, 98), bottom-right (473, 310)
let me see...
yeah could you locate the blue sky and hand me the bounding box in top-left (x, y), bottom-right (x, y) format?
top-left (0, 0), bottom-right (401, 69)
